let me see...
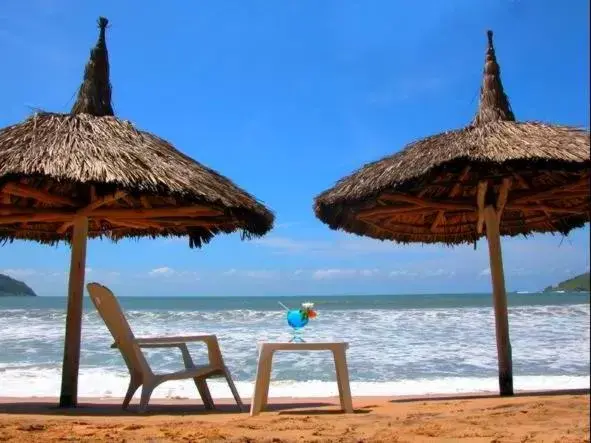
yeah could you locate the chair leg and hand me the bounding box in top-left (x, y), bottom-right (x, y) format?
top-left (139, 383), bottom-right (155, 413)
top-left (223, 367), bottom-right (244, 411)
top-left (122, 378), bottom-right (141, 410)
top-left (194, 377), bottom-right (215, 410)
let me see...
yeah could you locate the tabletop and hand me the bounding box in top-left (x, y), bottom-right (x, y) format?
top-left (256, 342), bottom-right (349, 351)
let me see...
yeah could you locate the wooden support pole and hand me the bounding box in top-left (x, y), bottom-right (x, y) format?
top-left (59, 216), bottom-right (89, 408)
top-left (483, 205), bottom-right (514, 396)
top-left (476, 181), bottom-right (488, 234)
top-left (495, 177), bottom-right (512, 220)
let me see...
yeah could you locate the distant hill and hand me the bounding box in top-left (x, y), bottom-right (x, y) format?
top-left (0, 273), bottom-right (37, 297)
top-left (543, 272), bottom-right (590, 293)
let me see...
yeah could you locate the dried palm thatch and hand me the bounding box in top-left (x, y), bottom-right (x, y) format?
top-left (315, 31), bottom-right (590, 245)
top-left (315, 29), bottom-right (590, 399)
top-left (0, 17), bottom-right (274, 409)
top-left (0, 18), bottom-right (274, 247)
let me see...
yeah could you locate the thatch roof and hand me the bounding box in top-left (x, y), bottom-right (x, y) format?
top-left (314, 31), bottom-right (590, 245)
top-left (0, 17), bottom-right (274, 247)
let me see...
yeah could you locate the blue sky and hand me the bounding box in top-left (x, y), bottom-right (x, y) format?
top-left (0, 0), bottom-right (589, 297)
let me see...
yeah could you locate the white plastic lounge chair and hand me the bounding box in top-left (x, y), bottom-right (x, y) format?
top-left (87, 282), bottom-right (243, 412)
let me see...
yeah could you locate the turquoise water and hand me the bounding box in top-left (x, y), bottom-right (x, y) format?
top-left (0, 291), bottom-right (589, 399)
top-left (1, 291), bottom-right (587, 311)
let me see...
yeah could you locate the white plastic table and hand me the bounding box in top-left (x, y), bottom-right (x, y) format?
top-left (249, 342), bottom-right (354, 416)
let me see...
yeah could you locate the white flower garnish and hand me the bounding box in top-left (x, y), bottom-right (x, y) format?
top-left (301, 302), bottom-right (314, 309)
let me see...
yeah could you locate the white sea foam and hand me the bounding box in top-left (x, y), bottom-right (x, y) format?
top-left (0, 367), bottom-right (588, 399)
top-left (0, 301), bottom-right (589, 399)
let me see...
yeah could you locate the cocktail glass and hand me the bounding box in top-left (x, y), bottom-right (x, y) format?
top-left (286, 309), bottom-right (309, 342)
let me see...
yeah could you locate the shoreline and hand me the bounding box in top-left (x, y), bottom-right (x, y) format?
top-left (2, 374), bottom-right (588, 400)
top-left (1, 387), bottom-right (589, 404)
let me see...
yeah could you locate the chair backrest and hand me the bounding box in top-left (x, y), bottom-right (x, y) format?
top-left (87, 282), bottom-right (151, 377)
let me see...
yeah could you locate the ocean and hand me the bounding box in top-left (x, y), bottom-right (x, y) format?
top-left (0, 292), bottom-right (589, 399)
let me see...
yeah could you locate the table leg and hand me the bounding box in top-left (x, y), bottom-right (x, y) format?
top-left (260, 351), bottom-right (272, 409)
top-left (332, 347), bottom-right (353, 413)
top-left (250, 347), bottom-right (273, 416)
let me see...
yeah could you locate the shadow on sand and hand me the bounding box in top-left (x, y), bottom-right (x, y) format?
top-left (0, 400), bottom-right (336, 416)
top-left (389, 388), bottom-right (590, 404)
top-left (1, 389), bottom-right (587, 416)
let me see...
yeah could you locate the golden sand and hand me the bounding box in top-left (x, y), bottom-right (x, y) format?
top-left (0, 392), bottom-right (588, 442)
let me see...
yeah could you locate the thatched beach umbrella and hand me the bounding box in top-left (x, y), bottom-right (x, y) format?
top-left (0, 18), bottom-right (274, 407)
top-left (314, 31), bottom-right (590, 396)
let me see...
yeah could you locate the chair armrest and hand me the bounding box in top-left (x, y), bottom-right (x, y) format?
top-left (136, 335), bottom-right (216, 345)
top-left (110, 335), bottom-right (216, 348)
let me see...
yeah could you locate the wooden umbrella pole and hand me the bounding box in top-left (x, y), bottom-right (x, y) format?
top-left (59, 216), bottom-right (89, 408)
top-left (483, 205), bottom-right (514, 396)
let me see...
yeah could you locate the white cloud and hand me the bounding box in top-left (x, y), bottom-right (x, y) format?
top-left (389, 267), bottom-right (455, 278)
top-left (389, 270), bottom-right (418, 278)
top-left (313, 269), bottom-right (356, 280)
top-left (0, 266), bottom-right (120, 296)
top-left (253, 234), bottom-right (407, 256)
top-left (222, 269), bottom-right (278, 279)
top-left (148, 267), bottom-right (199, 280)
top-left (149, 267), bottom-right (175, 276)
top-left (242, 270), bottom-right (277, 279)
top-left (2, 267), bottom-right (120, 279)
top-left (424, 268), bottom-right (456, 277)
top-left (479, 267), bottom-right (491, 277)
top-left (220, 267), bottom-right (382, 280)
top-left (312, 268), bottom-right (380, 280)
top-left (359, 268), bottom-right (380, 277)
top-left (479, 266), bottom-right (540, 278)
top-left (1, 268), bottom-right (37, 278)
top-left (252, 229), bottom-right (591, 287)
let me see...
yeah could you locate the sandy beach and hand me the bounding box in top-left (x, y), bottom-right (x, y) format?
top-left (0, 391), bottom-right (588, 442)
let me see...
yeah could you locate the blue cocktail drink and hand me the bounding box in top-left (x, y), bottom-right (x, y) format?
top-left (280, 302), bottom-right (316, 342)
top-left (287, 309), bottom-right (309, 342)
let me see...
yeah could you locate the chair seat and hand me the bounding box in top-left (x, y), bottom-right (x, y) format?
top-left (154, 365), bottom-right (223, 381)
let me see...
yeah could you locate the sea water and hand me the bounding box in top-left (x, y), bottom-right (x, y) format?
top-left (0, 292), bottom-right (589, 399)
